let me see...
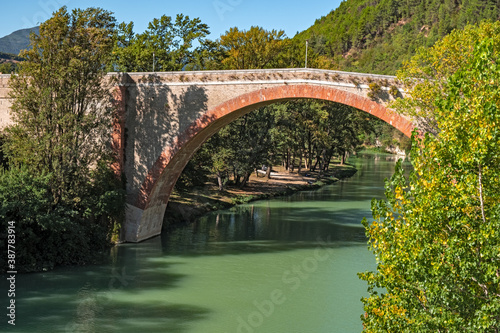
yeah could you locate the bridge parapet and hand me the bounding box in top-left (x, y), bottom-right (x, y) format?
top-left (121, 68), bottom-right (397, 84)
top-left (119, 68), bottom-right (401, 104)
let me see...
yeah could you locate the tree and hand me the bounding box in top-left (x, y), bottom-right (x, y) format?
top-left (359, 22), bottom-right (500, 332)
top-left (190, 106), bottom-right (277, 190)
top-left (111, 14), bottom-right (210, 72)
top-left (219, 26), bottom-right (290, 69)
top-left (0, 62), bottom-right (16, 74)
top-left (6, 6), bottom-right (116, 203)
top-left (1, 7), bottom-right (124, 272)
top-left (224, 106), bottom-right (277, 187)
top-left (187, 39), bottom-right (226, 71)
top-left (393, 20), bottom-right (500, 132)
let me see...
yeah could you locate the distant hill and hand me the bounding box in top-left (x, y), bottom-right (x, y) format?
top-left (0, 27), bottom-right (38, 56)
top-left (295, 0), bottom-right (500, 75)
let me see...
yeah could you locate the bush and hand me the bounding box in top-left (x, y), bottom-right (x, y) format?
top-left (0, 165), bottom-right (124, 272)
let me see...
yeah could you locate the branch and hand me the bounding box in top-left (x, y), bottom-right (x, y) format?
top-left (471, 276), bottom-right (489, 298)
top-left (478, 164), bottom-right (486, 224)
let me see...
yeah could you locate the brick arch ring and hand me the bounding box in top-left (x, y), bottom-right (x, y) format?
top-left (129, 83), bottom-right (414, 242)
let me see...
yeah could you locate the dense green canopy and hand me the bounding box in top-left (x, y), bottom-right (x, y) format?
top-left (360, 21), bottom-right (500, 332)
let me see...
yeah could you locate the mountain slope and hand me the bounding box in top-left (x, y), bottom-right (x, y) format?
top-left (0, 27), bottom-right (38, 56)
top-left (295, 0), bottom-right (500, 74)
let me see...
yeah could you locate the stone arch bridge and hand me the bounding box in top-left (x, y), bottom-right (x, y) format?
top-left (0, 68), bottom-right (414, 242)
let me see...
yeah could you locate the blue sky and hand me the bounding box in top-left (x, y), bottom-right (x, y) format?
top-left (1, 0), bottom-right (342, 39)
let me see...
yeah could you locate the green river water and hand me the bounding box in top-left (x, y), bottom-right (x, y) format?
top-left (1, 152), bottom-right (410, 333)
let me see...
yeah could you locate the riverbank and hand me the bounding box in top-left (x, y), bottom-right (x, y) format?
top-left (163, 163), bottom-right (358, 230)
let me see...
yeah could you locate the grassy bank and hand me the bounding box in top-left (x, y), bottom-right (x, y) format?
top-left (163, 163), bottom-right (357, 230)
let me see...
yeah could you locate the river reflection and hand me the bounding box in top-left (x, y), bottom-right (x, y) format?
top-left (0, 152), bottom-right (410, 333)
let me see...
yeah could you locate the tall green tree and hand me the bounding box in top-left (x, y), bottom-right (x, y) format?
top-left (1, 7), bottom-right (124, 272)
top-left (360, 22), bottom-right (500, 332)
top-left (111, 14), bottom-right (209, 72)
top-left (6, 6), bottom-right (117, 203)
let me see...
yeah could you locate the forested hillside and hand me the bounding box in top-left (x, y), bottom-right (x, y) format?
top-left (296, 0), bottom-right (500, 74)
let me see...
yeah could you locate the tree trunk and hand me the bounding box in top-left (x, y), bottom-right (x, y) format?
top-left (285, 149), bottom-right (290, 171)
top-left (239, 171), bottom-right (251, 188)
top-left (307, 132), bottom-right (312, 170)
top-left (298, 149), bottom-right (303, 174)
top-left (217, 173), bottom-right (224, 191)
top-left (324, 150), bottom-right (332, 171)
top-left (312, 156), bottom-right (320, 172)
top-left (266, 165), bottom-right (272, 179)
top-left (318, 149), bottom-right (326, 176)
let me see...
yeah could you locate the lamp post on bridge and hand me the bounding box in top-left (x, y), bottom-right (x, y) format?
top-left (305, 40), bottom-right (309, 68)
top-left (153, 52), bottom-right (155, 72)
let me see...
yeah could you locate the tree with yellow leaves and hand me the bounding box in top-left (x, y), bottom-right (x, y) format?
top-left (218, 26), bottom-right (289, 69)
top-left (360, 21), bottom-right (500, 332)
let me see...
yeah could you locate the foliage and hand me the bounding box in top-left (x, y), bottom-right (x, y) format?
top-left (0, 165), bottom-right (124, 272)
top-left (187, 39), bottom-right (227, 71)
top-left (295, 0), bottom-right (500, 75)
top-left (231, 194), bottom-right (258, 205)
top-left (111, 14), bottom-right (210, 72)
top-left (389, 85), bottom-right (399, 98)
top-left (6, 7), bottom-right (117, 201)
top-left (393, 20), bottom-right (500, 132)
top-left (367, 82), bottom-right (382, 100)
top-left (191, 26), bottom-right (332, 71)
top-left (1, 7), bottom-right (125, 272)
top-left (360, 24), bottom-right (500, 332)
top-left (0, 61), bottom-right (17, 73)
top-left (0, 134), bottom-right (7, 168)
top-left (184, 105), bottom-right (278, 190)
top-left (274, 100), bottom-right (373, 169)
top-left (218, 26), bottom-right (289, 69)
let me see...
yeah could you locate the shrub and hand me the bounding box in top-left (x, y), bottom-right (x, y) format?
top-left (0, 165), bottom-right (124, 272)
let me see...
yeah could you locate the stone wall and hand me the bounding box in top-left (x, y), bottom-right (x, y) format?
top-left (0, 75), bottom-right (13, 129)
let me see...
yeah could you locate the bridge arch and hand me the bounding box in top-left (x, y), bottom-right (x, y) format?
top-left (128, 83), bottom-right (414, 242)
